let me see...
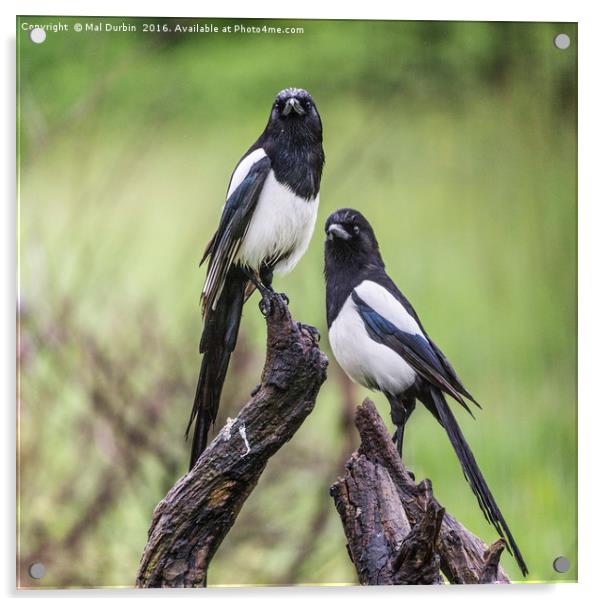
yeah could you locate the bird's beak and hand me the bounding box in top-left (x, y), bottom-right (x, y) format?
top-left (327, 223), bottom-right (351, 241)
top-left (282, 97), bottom-right (305, 117)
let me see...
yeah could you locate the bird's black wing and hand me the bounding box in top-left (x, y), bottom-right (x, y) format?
top-left (352, 291), bottom-right (476, 418)
top-left (424, 336), bottom-right (480, 407)
top-left (201, 155), bottom-right (271, 313)
top-left (374, 273), bottom-right (480, 408)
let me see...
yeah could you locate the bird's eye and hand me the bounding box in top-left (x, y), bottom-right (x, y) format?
top-left (353, 225), bottom-right (360, 235)
top-left (304, 100), bottom-right (311, 109)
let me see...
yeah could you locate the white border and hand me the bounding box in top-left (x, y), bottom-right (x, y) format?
top-left (0, 0), bottom-right (586, 20)
top-left (3, 1), bottom-right (600, 604)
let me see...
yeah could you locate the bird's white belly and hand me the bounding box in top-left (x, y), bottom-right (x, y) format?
top-left (329, 295), bottom-right (417, 395)
top-left (236, 170), bottom-right (318, 274)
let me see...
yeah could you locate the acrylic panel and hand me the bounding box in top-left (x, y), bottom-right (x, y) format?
top-left (16, 17), bottom-right (577, 588)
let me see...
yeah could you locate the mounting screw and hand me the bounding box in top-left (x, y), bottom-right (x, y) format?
top-left (554, 34), bottom-right (571, 50)
top-left (553, 556), bottom-right (570, 573)
top-left (28, 562), bottom-right (46, 579)
top-left (29, 27), bottom-right (46, 44)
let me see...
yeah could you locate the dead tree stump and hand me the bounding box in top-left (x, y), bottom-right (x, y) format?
top-left (331, 399), bottom-right (511, 585)
top-left (136, 295), bottom-right (328, 588)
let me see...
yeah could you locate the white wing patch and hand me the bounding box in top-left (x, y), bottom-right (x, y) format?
top-left (354, 280), bottom-right (423, 337)
top-left (227, 148), bottom-right (268, 198)
top-left (329, 293), bottom-right (417, 395)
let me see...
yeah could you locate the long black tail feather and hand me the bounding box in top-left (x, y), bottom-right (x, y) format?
top-left (427, 386), bottom-right (528, 576)
top-left (186, 267), bottom-right (247, 470)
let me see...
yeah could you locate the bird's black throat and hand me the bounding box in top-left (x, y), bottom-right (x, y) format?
top-left (260, 125), bottom-right (324, 200)
top-left (269, 140), bottom-right (323, 200)
top-left (324, 240), bottom-right (385, 328)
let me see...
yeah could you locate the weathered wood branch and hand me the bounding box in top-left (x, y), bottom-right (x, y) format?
top-left (136, 295), bottom-right (328, 588)
top-left (331, 399), bottom-right (511, 585)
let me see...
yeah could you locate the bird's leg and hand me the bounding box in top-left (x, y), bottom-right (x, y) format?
top-left (392, 424), bottom-right (406, 459)
top-left (389, 395), bottom-right (416, 480)
top-left (260, 265), bottom-right (289, 305)
top-left (259, 265), bottom-right (274, 291)
top-left (392, 426), bottom-right (416, 481)
top-left (241, 267), bottom-right (276, 316)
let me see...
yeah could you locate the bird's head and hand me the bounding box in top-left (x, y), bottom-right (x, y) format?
top-left (324, 208), bottom-right (383, 269)
top-left (266, 88), bottom-right (322, 140)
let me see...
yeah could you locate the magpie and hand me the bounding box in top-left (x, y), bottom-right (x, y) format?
top-left (324, 208), bottom-right (528, 576)
top-left (187, 88), bottom-right (325, 469)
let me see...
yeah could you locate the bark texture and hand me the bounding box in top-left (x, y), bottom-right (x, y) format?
top-left (331, 399), bottom-right (511, 585)
top-left (136, 295), bottom-right (328, 587)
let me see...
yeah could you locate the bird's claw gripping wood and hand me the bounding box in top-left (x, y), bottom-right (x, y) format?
top-left (258, 296), bottom-right (271, 317)
top-left (258, 288), bottom-right (286, 317)
top-left (258, 289), bottom-right (285, 318)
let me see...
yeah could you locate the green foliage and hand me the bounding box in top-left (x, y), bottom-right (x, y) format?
top-left (17, 17), bottom-right (576, 587)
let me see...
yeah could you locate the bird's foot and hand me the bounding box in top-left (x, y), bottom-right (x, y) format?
top-left (258, 296), bottom-right (271, 317)
top-left (258, 290), bottom-right (275, 316)
top-left (279, 292), bottom-right (289, 305)
top-left (297, 322), bottom-right (320, 343)
top-left (258, 289), bottom-right (288, 318)
top-left (243, 268), bottom-right (275, 314)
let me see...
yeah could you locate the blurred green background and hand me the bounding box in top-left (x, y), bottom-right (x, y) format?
top-left (17, 17), bottom-right (577, 587)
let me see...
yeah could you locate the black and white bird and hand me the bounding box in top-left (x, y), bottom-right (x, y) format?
top-left (187, 88), bottom-right (325, 469)
top-left (324, 208), bottom-right (528, 576)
